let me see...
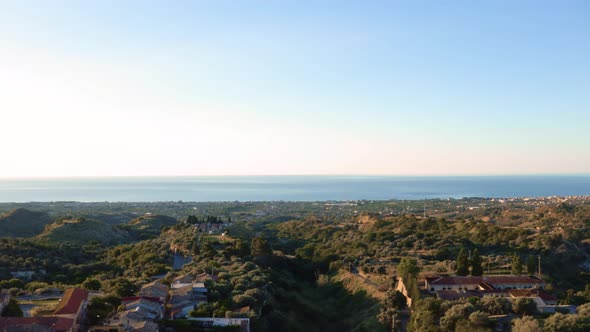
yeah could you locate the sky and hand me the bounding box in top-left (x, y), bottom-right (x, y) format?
top-left (0, 0), bottom-right (589, 177)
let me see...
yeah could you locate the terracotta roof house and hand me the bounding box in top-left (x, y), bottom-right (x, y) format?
top-left (53, 288), bottom-right (88, 332)
top-left (425, 275), bottom-right (544, 293)
top-left (507, 289), bottom-right (558, 305)
top-left (0, 317), bottom-right (75, 332)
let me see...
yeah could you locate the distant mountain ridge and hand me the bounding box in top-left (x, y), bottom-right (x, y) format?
top-left (0, 208), bottom-right (52, 237)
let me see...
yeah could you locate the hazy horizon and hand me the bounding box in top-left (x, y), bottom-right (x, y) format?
top-left (2, 173), bottom-right (590, 180)
top-left (2, 1), bottom-right (589, 177)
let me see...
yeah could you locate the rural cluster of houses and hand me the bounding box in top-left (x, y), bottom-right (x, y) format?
top-left (0, 288), bottom-right (89, 332)
top-left (423, 275), bottom-right (575, 313)
top-left (94, 273), bottom-right (249, 332)
top-left (0, 273), bottom-right (251, 332)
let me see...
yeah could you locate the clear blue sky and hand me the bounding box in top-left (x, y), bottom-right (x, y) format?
top-left (1, 1), bottom-right (589, 176)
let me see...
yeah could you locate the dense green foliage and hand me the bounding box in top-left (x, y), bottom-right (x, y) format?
top-left (1, 298), bottom-right (23, 317)
top-left (0, 208), bottom-right (52, 237)
top-left (0, 198), bottom-right (589, 330)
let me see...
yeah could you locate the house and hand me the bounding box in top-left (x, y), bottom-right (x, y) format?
top-left (425, 275), bottom-right (544, 293)
top-left (127, 320), bottom-right (159, 332)
top-left (435, 290), bottom-right (503, 301)
top-left (507, 289), bottom-right (557, 306)
top-left (89, 326), bottom-right (126, 332)
top-left (188, 318), bottom-right (250, 332)
top-left (169, 289), bottom-right (195, 320)
top-left (53, 288), bottom-right (89, 332)
top-left (171, 275), bottom-right (193, 288)
top-left (121, 297), bottom-right (165, 320)
top-left (170, 301), bottom-right (195, 319)
top-left (117, 311), bottom-right (160, 331)
top-left (168, 280), bottom-right (208, 319)
top-left (192, 282), bottom-right (207, 294)
top-left (0, 317), bottom-right (75, 332)
top-left (139, 281), bottom-right (169, 302)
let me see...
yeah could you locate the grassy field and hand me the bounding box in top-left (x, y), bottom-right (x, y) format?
top-left (18, 299), bottom-right (60, 305)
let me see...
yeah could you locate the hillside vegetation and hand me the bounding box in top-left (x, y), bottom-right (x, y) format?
top-left (122, 214), bottom-right (178, 239)
top-left (0, 208), bottom-right (52, 237)
top-left (0, 198), bottom-right (589, 331)
top-left (37, 218), bottom-right (132, 246)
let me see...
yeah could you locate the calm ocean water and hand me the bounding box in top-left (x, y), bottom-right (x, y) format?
top-left (0, 176), bottom-right (588, 202)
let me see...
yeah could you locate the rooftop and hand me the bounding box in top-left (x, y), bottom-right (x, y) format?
top-left (426, 275), bottom-right (544, 286)
top-left (0, 317), bottom-right (74, 332)
top-left (53, 288), bottom-right (88, 316)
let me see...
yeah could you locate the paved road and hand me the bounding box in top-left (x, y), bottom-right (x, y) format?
top-left (173, 254), bottom-right (192, 270)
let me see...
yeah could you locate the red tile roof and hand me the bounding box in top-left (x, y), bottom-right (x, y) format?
top-left (427, 276), bottom-right (484, 285)
top-left (235, 306), bottom-right (251, 313)
top-left (483, 276), bottom-right (544, 285)
top-left (53, 288), bottom-right (89, 316)
top-left (0, 317), bottom-right (74, 332)
top-left (427, 275), bottom-right (544, 287)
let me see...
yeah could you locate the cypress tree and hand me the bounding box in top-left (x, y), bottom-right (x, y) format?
top-left (470, 248), bottom-right (483, 276)
top-left (456, 248), bottom-right (469, 276)
top-left (511, 254), bottom-right (523, 275)
top-left (526, 255), bottom-right (536, 275)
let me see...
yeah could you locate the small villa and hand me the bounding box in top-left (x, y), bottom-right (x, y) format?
top-left (425, 275), bottom-right (545, 292)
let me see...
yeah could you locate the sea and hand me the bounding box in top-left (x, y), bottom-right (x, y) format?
top-left (0, 175), bottom-right (589, 202)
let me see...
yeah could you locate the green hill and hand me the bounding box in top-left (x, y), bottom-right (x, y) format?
top-left (86, 212), bottom-right (137, 225)
top-left (0, 208), bottom-right (53, 237)
top-left (124, 214), bottom-right (179, 239)
top-left (37, 218), bottom-right (132, 246)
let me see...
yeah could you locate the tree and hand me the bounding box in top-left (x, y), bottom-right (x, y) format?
top-left (397, 257), bottom-right (419, 282)
top-left (82, 278), bottom-right (102, 291)
top-left (85, 295), bottom-right (121, 325)
top-left (543, 313), bottom-right (577, 332)
top-left (512, 298), bottom-right (537, 315)
top-left (191, 242), bottom-right (200, 255)
top-left (470, 249), bottom-right (483, 276)
top-left (456, 248), bottom-right (469, 276)
top-left (526, 255), bottom-right (536, 275)
top-left (511, 254), bottom-right (523, 275)
top-left (111, 278), bottom-right (137, 297)
top-left (480, 296), bottom-right (512, 315)
top-left (251, 237), bottom-right (272, 257)
top-left (1, 298), bottom-right (23, 317)
top-left (202, 242), bottom-right (216, 257)
top-left (440, 302), bottom-right (475, 332)
top-left (512, 316), bottom-right (541, 332)
top-left (233, 239), bottom-right (250, 257)
top-left (407, 298), bottom-right (441, 332)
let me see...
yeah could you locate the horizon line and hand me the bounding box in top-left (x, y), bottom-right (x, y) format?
top-left (1, 173), bottom-right (590, 180)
